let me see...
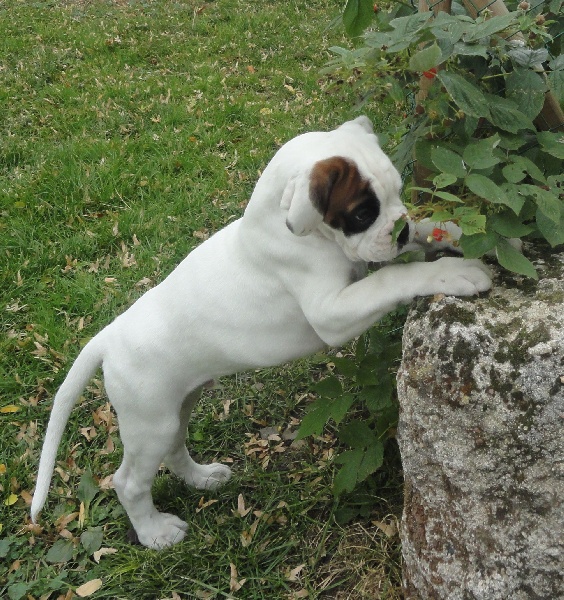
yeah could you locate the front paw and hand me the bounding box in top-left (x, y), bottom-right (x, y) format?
top-left (429, 257), bottom-right (492, 297)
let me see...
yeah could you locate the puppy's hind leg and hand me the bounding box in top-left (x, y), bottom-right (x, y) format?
top-left (111, 408), bottom-right (188, 549)
top-left (164, 387), bottom-right (232, 491)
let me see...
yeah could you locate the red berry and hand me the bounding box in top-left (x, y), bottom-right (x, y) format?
top-left (432, 227), bottom-right (447, 242)
top-left (423, 67), bottom-right (438, 79)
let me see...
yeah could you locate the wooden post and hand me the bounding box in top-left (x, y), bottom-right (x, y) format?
top-left (412, 0), bottom-right (453, 201)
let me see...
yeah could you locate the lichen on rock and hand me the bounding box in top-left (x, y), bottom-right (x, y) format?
top-left (397, 248), bottom-right (564, 600)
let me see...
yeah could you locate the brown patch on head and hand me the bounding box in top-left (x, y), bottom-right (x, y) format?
top-left (309, 157), bottom-right (381, 236)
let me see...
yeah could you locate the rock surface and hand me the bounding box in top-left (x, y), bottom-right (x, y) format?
top-left (396, 249), bottom-right (564, 600)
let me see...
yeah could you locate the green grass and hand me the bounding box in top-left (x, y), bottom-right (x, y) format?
top-left (0, 1), bottom-right (403, 598)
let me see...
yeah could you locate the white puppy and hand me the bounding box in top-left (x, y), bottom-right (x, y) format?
top-left (31, 116), bottom-right (491, 549)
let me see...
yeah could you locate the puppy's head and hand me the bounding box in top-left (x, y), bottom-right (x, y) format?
top-left (281, 122), bottom-right (408, 262)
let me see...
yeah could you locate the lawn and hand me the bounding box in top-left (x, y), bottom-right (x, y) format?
top-left (0, 0), bottom-right (404, 598)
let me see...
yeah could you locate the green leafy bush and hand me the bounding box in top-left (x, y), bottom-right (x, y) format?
top-left (298, 0), bottom-right (563, 500)
top-left (298, 309), bottom-right (407, 496)
top-left (332, 0), bottom-right (564, 278)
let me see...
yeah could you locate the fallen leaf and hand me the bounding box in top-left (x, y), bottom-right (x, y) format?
top-left (20, 490), bottom-right (33, 505)
top-left (286, 563), bottom-right (305, 582)
top-left (5, 493), bottom-right (18, 506)
top-left (0, 464), bottom-right (6, 475)
top-left (55, 511), bottom-right (79, 530)
top-left (240, 519), bottom-right (259, 548)
top-left (234, 494), bottom-right (252, 518)
top-left (76, 578), bottom-right (103, 597)
top-left (372, 519), bottom-right (397, 538)
top-left (196, 497), bottom-right (218, 513)
top-left (1, 405), bottom-right (20, 414)
top-left (229, 563), bottom-right (246, 592)
top-left (93, 547), bottom-right (118, 563)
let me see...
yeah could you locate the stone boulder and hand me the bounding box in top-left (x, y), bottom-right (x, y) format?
top-left (396, 248), bottom-right (564, 600)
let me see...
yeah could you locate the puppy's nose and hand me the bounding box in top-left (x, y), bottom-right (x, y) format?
top-left (397, 221), bottom-right (410, 248)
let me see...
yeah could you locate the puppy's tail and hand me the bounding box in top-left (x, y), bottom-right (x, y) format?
top-left (31, 334), bottom-right (105, 523)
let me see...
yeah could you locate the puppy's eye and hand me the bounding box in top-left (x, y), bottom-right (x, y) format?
top-left (352, 208), bottom-right (373, 225)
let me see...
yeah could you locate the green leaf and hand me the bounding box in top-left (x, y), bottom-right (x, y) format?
top-left (80, 527), bottom-right (104, 555)
top-left (537, 131), bottom-right (564, 159)
top-left (462, 13), bottom-right (518, 43)
top-left (333, 449), bottom-right (363, 495)
top-left (459, 230), bottom-right (498, 259)
top-left (330, 356), bottom-right (358, 378)
top-left (360, 382), bottom-right (394, 413)
top-left (499, 183), bottom-right (526, 215)
top-left (456, 209), bottom-right (487, 235)
top-left (488, 212), bottom-right (534, 238)
top-left (388, 13), bottom-right (430, 52)
top-left (462, 135), bottom-right (501, 170)
top-left (496, 238), bottom-right (538, 279)
top-left (46, 539), bottom-right (75, 564)
top-left (502, 163), bottom-right (526, 184)
top-left (465, 173), bottom-right (507, 204)
top-left (297, 394), bottom-right (355, 439)
top-left (297, 399), bottom-right (334, 439)
top-left (486, 94), bottom-right (534, 133)
top-left (453, 41), bottom-right (488, 58)
top-left (391, 217), bottom-right (408, 244)
top-left (505, 156), bottom-right (546, 186)
top-left (338, 420), bottom-right (376, 448)
top-left (343, 0), bottom-right (374, 38)
top-left (409, 42), bottom-right (442, 72)
top-left (437, 71), bottom-right (489, 119)
top-left (431, 145), bottom-right (466, 178)
top-left (432, 190), bottom-right (465, 203)
top-left (314, 375), bottom-right (343, 398)
top-left (548, 68), bottom-right (564, 102)
top-left (506, 69), bottom-right (546, 120)
top-left (536, 205), bottom-right (564, 247)
top-left (8, 583), bottom-right (30, 600)
top-left (433, 172), bottom-right (458, 188)
top-left (0, 539), bottom-right (11, 558)
top-left (333, 442), bottom-right (385, 495)
top-left (357, 440), bottom-right (384, 480)
top-left (330, 394), bottom-right (357, 426)
top-left (522, 185), bottom-right (562, 224)
top-left (77, 469), bottom-right (99, 506)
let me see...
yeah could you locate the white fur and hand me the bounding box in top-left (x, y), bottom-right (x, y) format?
top-left (31, 117), bottom-right (491, 549)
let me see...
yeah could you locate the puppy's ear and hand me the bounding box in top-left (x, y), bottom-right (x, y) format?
top-left (282, 158), bottom-right (348, 236)
top-left (343, 115), bottom-right (374, 133)
top-left (280, 168), bottom-right (322, 236)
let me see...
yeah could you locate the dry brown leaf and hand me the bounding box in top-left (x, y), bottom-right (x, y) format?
top-left (233, 494), bottom-right (252, 518)
top-left (20, 490), bottom-right (33, 505)
top-left (196, 497), bottom-right (218, 513)
top-left (76, 578), bottom-right (103, 597)
top-left (372, 519), bottom-right (398, 538)
top-left (229, 563), bottom-right (246, 592)
top-left (93, 547), bottom-right (118, 563)
top-left (285, 563), bottom-right (306, 582)
top-left (55, 511), bottom-right (79, 530)
top-left (240, 519), bottom-right (259, 548)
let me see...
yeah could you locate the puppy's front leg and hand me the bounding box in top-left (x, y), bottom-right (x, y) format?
top-left (303, 257), bottom-right (491, 347)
